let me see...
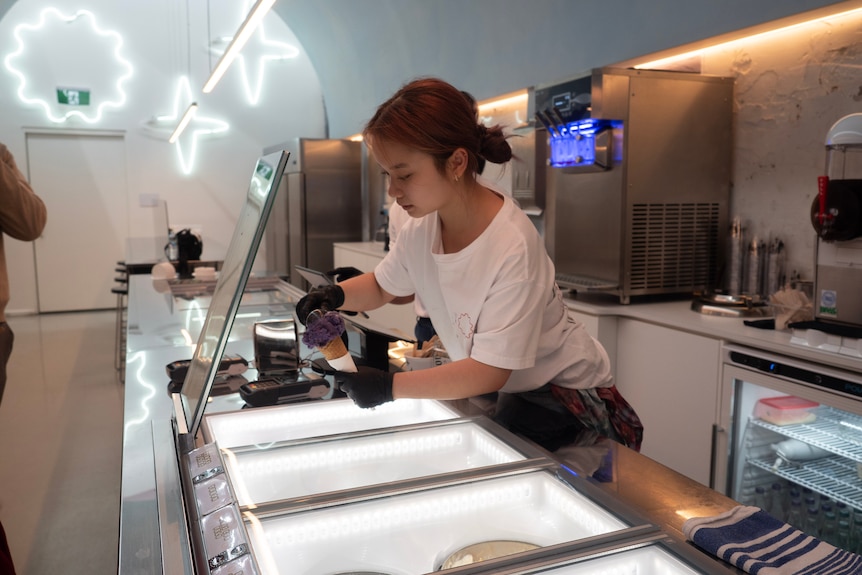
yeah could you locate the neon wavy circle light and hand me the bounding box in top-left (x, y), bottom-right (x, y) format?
top-left (3, 7), bottom-right (133, 124)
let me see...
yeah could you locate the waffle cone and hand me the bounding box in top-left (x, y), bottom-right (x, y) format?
top-left (318, 336), bottom-right (348, 361)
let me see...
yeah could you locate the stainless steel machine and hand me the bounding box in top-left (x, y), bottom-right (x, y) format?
top-left (263, 138), bottom-right (363, 288)
top-left (812, 113), bottom-right (862, 329)
top-left (538, 68), bottom-right (734, 303)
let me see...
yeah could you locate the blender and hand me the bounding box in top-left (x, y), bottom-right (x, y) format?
top-left (811, 113), bottom-right (862, 329)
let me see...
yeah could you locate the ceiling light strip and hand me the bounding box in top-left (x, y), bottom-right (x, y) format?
top-left (633, 5), bottom-right (862, 70)
top-left (477, 92), bottom-right (528, 112)
top-left (202, 0), bottom-right (276, 94)
top-left (168, 102), bottom-right (198, 143)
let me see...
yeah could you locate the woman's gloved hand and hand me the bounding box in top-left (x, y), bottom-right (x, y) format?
top-left (295, 285), bottom-right (345, 325)
top-left (335, 366), bottom-right (394, 408)
top-left (326, 266), bottom-right (363, 283)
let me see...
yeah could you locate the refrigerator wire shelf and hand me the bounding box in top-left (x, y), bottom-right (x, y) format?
top-left (749, 406), bottom-right (862, 462)
top-left (747, 454), bottom-right (862, 512)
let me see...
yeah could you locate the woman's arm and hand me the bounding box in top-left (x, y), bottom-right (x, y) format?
top-left (337, 271), bottom-right (396, 311)
top-left (392, 357), bottom-right (510, 400)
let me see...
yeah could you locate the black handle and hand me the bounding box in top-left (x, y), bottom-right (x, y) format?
top-left (535, 110), bottom-right (559, 137)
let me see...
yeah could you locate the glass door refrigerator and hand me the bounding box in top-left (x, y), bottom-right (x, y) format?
top-left (715, 343), bottom-right (862, 552)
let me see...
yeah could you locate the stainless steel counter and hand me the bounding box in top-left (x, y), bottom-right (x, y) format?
top-left (118, 274), bottom-right (749, 574)
top-left (124, 236), bottom-right (225, 275)
top-left (119, 274), bottom-right (300, 574)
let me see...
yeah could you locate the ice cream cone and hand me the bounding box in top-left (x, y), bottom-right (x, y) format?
top-left (319, 335), bottom-right (357, 372)
top-left (301, 309), bottom-right (357, 372)
top-left (319, 336), bottom-right (348, 361)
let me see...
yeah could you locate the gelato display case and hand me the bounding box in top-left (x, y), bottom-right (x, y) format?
top-left (213, 416), bottom-right (545, 505)
top-left (201, 398), bottom-right (460, 448)
top-left (244, 468), bottom-right (633, 575)
top-left (123, 149), bottom-right (740, 575)
top-left (176, 413), bottom-right (736, 574)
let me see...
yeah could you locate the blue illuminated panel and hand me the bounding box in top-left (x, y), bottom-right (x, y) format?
top-left (549, 119), bottom-right (620, 168)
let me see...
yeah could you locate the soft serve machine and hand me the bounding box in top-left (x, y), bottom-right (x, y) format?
top-left (812, 113), bottom-right (862, 330)
top-left (537, 68), bottom-right (734, 304)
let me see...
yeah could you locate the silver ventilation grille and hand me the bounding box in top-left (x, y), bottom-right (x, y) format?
top-left (630, 203), bottom-right (720, 290)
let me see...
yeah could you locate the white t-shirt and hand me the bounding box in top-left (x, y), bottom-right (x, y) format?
top-left (386, 175), bottom-right (512, 319)
top-left (374, 183), bottom-right (613, 393)
top-left (387, 198), bottom-right (409, 244)
top-left (387, 200), bottom-right (428, 317)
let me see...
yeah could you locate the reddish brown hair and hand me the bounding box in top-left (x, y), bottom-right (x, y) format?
top-left (363, 77), bottom-right (511, 177)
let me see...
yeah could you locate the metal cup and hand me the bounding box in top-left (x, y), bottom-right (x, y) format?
top-left (253, 318), bottom-right (299, 376)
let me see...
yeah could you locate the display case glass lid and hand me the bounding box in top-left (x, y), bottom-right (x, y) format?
top-left (178, 149), bottom-right (290, 440)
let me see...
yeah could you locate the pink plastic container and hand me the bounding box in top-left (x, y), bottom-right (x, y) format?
top-left (754, 396), bottom-right (819, 426)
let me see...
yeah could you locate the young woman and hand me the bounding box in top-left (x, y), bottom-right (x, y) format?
top-left (296, 77), bottom-right (642, 452)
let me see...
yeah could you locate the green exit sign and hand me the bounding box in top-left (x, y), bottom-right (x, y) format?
top-left (56, 88), bottom-right (90, 106)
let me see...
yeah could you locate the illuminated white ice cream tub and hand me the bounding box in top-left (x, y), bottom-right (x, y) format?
top-left (202, 398), bottom-right (459, 448)
top-left (221, 420), bottom-right (535, 505)
top-left (244, 470), bottom-right (631, 575)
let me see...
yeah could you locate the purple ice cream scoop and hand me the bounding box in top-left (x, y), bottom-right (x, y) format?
top-left (301, 311), bottom-right (345, 347)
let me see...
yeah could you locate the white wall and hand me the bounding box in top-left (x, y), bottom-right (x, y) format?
top-left (0, 0), bottom-right (326, 314)
top-left (695, 12), bottom-right (862, 287)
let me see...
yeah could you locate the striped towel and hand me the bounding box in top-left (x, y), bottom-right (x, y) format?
top-left (682, 505), bottom-right (862, 574)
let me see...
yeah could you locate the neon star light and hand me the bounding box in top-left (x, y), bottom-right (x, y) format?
top-left (153, 76), bottom-right (229, 175)
top-left (168, 102), bottom-right (199, 144)
top-left (202, 0), bottom-right (277, 94)
top-left (207, 0), bottom-right (298, 105)
top-left (3, 8), bottom-right (133, 124)
top-left (210, 28), bottom-right (298, 105)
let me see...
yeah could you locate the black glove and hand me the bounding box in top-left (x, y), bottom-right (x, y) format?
top-left (326, 266), bottom-right (363, 283)
top-left (295, 285), bottom-right (345, 325)
top-left (335, 366), bottom-right (394, 408)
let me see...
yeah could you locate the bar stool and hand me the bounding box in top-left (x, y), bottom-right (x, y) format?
top-left (112, 261), bottom-right (129, 384)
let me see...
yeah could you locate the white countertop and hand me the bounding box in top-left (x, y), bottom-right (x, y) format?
top-left (333, 240), bottom-right (390, 256)
top-left (564, 292), bottom-right (862, 375)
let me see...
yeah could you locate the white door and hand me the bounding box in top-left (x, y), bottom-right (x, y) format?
top-left (615, 317), bottom-right (721, 486)
top-left (26, 132), bottom-right (128, 312)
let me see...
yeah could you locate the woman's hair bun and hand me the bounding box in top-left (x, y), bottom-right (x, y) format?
top-left (478, 124), bottom-right (513, 164)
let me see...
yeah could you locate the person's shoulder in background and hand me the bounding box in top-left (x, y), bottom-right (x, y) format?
top-left (0, 141), bottom-right (47, 240)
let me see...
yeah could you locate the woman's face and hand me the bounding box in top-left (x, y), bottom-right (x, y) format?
top-left (371, 138), bottom-right (454, 218)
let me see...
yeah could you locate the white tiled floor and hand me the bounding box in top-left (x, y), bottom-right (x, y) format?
top-left (0, 310), bottom-right (122, 575)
